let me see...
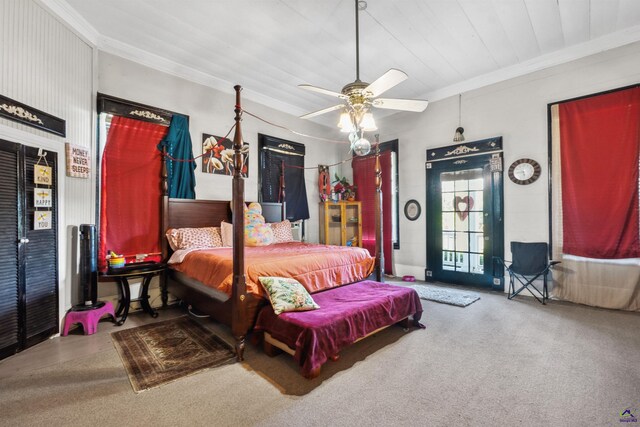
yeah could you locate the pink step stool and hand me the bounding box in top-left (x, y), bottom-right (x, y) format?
top-left (62, 301), bottom-right (116, 336)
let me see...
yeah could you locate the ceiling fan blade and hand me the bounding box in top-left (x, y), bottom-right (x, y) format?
top-left (372, 98), bottom-right (429, 112)
top-left (299, 84), bottom-right (346, 99)
top-left (300, 104), bottom-right (344, 119)
top-left (363, 69), bottom-right (408, 98)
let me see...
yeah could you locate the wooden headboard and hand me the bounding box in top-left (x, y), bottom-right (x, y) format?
top-left (164, 198), bottom-right (231, 230)
top-left (161, 197), bottom-right (284, 258)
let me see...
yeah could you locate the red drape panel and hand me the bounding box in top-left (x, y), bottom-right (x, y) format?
top-left (352, 151), bottom-right (393, 274)
top-left (99, 116), bottom-right (168, 270)
top-left (559, 87), bottom-right (640, 259)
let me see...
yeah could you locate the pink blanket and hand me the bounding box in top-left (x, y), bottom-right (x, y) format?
top-left (254, 280), bottom-right (425, 376)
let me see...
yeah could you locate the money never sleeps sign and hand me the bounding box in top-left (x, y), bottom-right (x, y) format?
top-left (65, 143), bottom-right (90, 178)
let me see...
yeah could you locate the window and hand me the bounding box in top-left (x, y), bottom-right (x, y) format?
top-left (352, 139), bottom-right (399, 274)
top-left (97, 94), bottom-right (186, 270)
top-left (258, 134), bottom-right (310, 222)
top-left (549, 84), bottom-right (640, 310)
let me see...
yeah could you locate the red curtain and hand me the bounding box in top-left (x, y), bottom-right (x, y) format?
top-left (559, 87), bottom-right (640, 259)
top-left (352, 151), bottom-right (393, 274)
top-left (99, 116), bottom-right (168, 270)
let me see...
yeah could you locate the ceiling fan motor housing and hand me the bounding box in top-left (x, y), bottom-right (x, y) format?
top-left (341, 80), bottom-right (370, 107)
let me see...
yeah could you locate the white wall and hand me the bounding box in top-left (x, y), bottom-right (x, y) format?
top-left (98, 52), bottom-right (349, 244)
top-left (0, 0), bottom-right (95, 324)
top-left (97, 52), bottom-right (350, 305)
top-left (377, 41), bottom-right (640, 280)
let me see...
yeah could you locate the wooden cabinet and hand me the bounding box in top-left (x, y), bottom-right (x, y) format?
top-left (0, 139), bottom-right (58, 361)
top-left (319, 201), bottom-right (362, 247)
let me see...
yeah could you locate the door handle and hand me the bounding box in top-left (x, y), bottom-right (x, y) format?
top-left (18, 238), bottom-right (29, 243)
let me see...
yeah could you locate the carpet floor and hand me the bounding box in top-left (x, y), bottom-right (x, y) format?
top-left (0, 284), bottom-right (638, 426)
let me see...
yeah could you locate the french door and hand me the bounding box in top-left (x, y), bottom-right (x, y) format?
top-left (426, 141), bottom-right (504, 289)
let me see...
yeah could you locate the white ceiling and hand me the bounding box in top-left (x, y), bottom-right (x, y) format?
top-left (53, 0), bottom-right (640, 124)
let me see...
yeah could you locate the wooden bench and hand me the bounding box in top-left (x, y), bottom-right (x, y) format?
top-left (254, 280), bottom-right (425, 378)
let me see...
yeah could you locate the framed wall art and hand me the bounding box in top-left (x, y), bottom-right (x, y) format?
top-left (201, 133), bottom-right (249, 177)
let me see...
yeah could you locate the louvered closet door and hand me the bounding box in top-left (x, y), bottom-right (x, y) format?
top-left (23, 146), bottom-right (58, 346)
top-left (0, 140), bottom-right (20, 359)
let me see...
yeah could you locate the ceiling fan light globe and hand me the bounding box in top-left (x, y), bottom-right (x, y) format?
top-left (359, 112), bottom-right (377, 131)
top-left (338, 112), bottom-right (356, 132)
top-left (353, 137), bottom-right (371, 156)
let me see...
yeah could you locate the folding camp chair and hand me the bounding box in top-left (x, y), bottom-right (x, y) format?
top-left (496, 242), bottom-right (560, 304)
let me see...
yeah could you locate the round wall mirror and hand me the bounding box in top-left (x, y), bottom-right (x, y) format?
top-left (404, 199), bottom-right (421, 221)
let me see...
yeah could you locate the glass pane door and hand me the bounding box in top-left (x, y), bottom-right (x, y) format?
top-left (426, 151), bottom-right (503, 289)
top-left (441, 169), bottom-right (484, 274)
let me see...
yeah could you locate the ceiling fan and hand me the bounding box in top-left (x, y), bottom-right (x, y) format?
top-left (298, 0), bottom-right (429, 133)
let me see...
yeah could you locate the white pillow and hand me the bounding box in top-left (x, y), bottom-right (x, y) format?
top-left (220, 221), bottom-right (233, 247)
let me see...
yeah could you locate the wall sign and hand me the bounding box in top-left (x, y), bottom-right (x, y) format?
top-left (65, 143), bottom-right (90, 178)
top-left (34, 188), bottom-right (52, 208)
top-left (34, 211), bottom-right (52, 230)
top-left (34, 165), bottom-right (52, 185)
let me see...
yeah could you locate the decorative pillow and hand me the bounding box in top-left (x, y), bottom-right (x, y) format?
top-left (259, 277), bottom-right (320, 315)
top-left (165, 227), bottom-right (222, 250)
top-left (244, 202), bottom-right (274, 247)
top-left (220, 221), bottom-right (233, 247)
top-left (270, 220), bottom-right (294, 243)
top-left (166, 228), bottom-right (180, 251)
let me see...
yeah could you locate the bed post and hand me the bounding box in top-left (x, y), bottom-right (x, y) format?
top-left (160, 147), bottom-right (169, 307)
top-left (231, 85), bottom-right (247, 361)
top-left (374, 134), bottom-right (384, 282)
top-left (280, 160), bottom-right (286, 220)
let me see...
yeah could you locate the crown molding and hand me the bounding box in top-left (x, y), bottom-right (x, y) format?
top-left (36, 0), bottom-right (99, 46)
top-left (424, 24), bottom-right (640, 103)
top-left (97, 36), bottom-right (309, 119)
top-left (41, 1), bottom-right (640, 122)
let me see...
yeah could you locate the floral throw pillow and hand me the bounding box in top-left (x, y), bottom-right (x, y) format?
top-left (259, 277), bottom-right (320, 315)
top-left (270, 220), bottom-right (294, 243)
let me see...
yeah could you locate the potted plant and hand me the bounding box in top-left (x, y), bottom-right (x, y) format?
top-left (332, 173), bottom-right (357, 201)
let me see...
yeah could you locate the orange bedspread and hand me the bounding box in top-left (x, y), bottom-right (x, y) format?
top-left (171, 242), bottom-right (375, 297)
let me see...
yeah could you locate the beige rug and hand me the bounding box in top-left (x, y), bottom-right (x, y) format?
top-left (111, 316), bottom-right (235, 392)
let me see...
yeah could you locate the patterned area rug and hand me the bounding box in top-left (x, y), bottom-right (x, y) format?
top-left (111, 316), bottom-right (235, 393)
top-left (408, 284), bottom-right (481, 307)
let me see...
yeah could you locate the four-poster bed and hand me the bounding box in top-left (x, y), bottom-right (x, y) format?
top-left (160, 85), bottom-right (422, 376)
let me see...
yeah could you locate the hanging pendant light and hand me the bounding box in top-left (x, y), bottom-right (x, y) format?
top-left (453, 93), bottom-right (465, 142)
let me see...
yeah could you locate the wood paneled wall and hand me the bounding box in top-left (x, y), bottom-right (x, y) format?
top-left (0, 0), bottom-right (95, 316)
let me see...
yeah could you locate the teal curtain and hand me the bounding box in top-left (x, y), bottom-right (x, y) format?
top-left (157, 115), bottom-right (196, 199)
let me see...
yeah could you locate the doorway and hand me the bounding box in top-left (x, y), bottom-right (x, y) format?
top-left (426, 138), bottom-right (504, 290)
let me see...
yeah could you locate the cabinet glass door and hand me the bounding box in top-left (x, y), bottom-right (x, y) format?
top-left (326, 203), bottom-right (342, 245)
top-left (344, 203), bottom-right (361, 247)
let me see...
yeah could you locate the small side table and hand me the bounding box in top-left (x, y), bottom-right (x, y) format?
top-left (101, 261), bottom-right (166, 326)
